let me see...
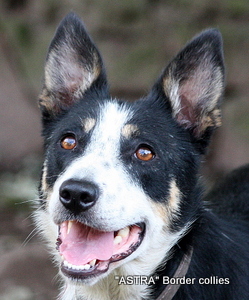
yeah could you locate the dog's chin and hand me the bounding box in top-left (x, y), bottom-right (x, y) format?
top-left (56, 220), bottom-right (145, 282)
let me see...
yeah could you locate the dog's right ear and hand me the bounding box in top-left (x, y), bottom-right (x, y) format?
top-left (39, 13), bottom-right (108, 119)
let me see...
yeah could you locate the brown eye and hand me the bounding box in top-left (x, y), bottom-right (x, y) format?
top-left (61, 135), bottom-right (77, 150)
top-left (135, 146), bottom-right (155, 161)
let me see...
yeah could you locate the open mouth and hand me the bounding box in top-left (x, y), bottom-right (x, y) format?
top-left (56, 221), bottom-right (145, 280)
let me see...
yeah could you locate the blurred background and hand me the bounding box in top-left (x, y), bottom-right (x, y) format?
top-left (1, 0), bottom-right (249, 299)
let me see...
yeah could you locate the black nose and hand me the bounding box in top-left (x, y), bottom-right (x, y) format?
top-left (59, 180), bottom-right (99, 212)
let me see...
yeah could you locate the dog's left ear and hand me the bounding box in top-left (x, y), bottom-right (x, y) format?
top-left (151, 29), bottom-right (225, 145)
top-left (39, 13), bottom-right (108, 118)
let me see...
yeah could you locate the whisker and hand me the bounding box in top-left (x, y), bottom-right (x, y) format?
top-left (15, 199), bottom-right (36, 205)
top-left (22, 227), bottom-right (39, 247)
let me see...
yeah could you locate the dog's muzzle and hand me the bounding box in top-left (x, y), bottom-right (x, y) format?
top-left (56, 180), bottom-right (146, 281)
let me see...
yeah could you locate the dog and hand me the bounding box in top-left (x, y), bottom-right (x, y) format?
top-left (36, 12), bottom-right (249, 300)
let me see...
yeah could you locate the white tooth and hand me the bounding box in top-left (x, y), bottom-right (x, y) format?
top-left (117, 227), bottom-right (130, 238)
top-left (63, 260), bottom-right (68, 267)
top-left (84, 264), bottom-right (91, 270)
top-left (67, 221), bottom-right (73, 234)
top-left (89, 259), bottom-right (96, 266)
top-left (64, 261), bottom-right (73, 269)
top-left (114, 235), bottom-right (123, 245)
top-left (71, 263), bottom-right (78, 270)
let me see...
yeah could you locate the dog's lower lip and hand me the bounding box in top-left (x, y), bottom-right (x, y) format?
top-left (61, 260), bottom-right (109, 280)
top-left (59, 222), bottom-right (146, 280)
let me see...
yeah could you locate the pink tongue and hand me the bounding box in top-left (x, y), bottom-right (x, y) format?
top-left (59, 222), bottom-right (114, 265)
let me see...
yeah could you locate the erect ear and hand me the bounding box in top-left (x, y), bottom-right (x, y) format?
top-left (153, 29), bottom-right (224, 142)
top-left (39, 13), bottom-right (108, 118)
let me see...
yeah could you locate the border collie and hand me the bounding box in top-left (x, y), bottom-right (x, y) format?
top-left (36, 12), bottom-right (249, 300)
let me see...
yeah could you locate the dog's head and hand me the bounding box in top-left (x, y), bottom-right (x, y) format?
top-left (37, 13), bottom-right (224, 286)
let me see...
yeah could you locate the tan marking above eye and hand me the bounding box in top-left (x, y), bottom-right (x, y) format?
top-left (135, 146), bottom-right (155, 161)
top-left (122, 124), bottom-right (139, 139)
top-left (83, 117), bottom-right (96, 133)
top-left (61, 135), bottom-right (77, 150)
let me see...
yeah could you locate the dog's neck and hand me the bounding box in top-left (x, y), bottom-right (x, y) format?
top-left (155, 246), bottom-right (193, 300)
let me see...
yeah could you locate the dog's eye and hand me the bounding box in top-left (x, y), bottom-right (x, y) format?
top-left (61, 135), bottom-right (77, 150)
top-left (135, 146), bottom-right (155, 161)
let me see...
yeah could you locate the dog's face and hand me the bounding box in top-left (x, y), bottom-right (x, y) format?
top-left (37, 13), bottom-right (224, 287)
